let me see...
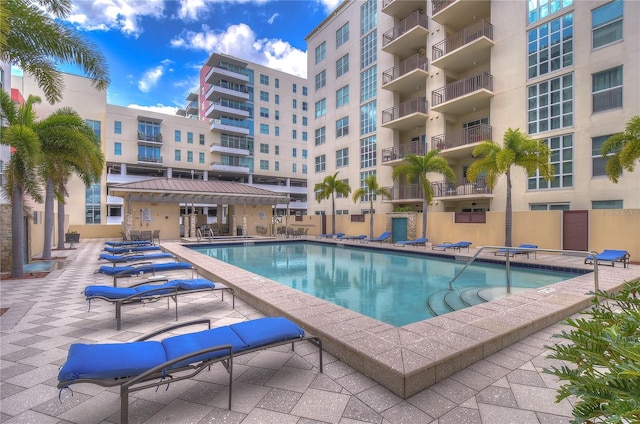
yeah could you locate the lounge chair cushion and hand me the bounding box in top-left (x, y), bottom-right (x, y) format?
top-left (58, 341), bottom-right (166, 381)
top-left (230, 317), bottom-right (304, 348)
top-left (162, 327), bottom-right (247, 368)
top-left (97, 262), bottom-right (192, 276)
top-left (85, 285), bottom-right (138, 299)
top-left (171, 278), bottom-right (214, 290)
top-left (85, 279), bottom-right (215, 299)
top-left (98, 253), bottom-right (174, 262)
top-left (104, 245), bottom-right (161, 253)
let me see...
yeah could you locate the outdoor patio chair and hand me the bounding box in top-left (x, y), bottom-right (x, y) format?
top-left (95, 261), bottom-right (195, 286)
top-left (494, 244), bottom-right (538, 259)
top-left (103, 245), bottom-right (162, 254)
top-left (57, 317), bottom-right (323, 423)
top-left (394, 237), bottom-right (428, 247)
top-left (432, 241), bottom-right (472, 252)
top-left (98, 252), bottom-right (175, 264)
top-left (317, 232), bottom-right (345, 239)
top-left (363, 231), bottom-right (392, 243)
top-left (152, 229), bottom-right (161, 245)
top-left (84, 278), bottom-right (235, 330)
top-left (104, 240), bottom-right (153, 247)
top-left (340, 234), bottom-right (367, 240)
top-left (584, 249), bottom-right (630, 268)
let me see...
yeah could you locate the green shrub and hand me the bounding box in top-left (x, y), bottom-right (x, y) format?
top-left (393, 205), bottom-right (414, 212)
top-left (544, 279), bottom-right (640, 423)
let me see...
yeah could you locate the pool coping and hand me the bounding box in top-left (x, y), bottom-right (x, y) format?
top-left (162, 239), bottom-right (640, 399)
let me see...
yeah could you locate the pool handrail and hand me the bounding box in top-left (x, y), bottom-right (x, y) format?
top-left (447, 246), bottom-right (602, 293)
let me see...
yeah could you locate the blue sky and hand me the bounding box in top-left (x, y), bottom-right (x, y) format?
top-left (52, 0), bottom-right (340, 114)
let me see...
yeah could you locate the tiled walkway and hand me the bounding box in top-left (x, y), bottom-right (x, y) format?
top-left (0, 240), bottom-right (636, 423)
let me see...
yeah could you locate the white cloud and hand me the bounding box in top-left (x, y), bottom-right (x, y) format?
top-left (126, 103), bottom-right (179, 116)
top-left (319, 0), bottom-right (342, 13)
top-left (67, 0), bottom-right (165, 37)
top-left (170, 23), bottom-right (307, 78)
top-left (267, 13), bottom-right (279, 24)
top-left (138, 66), bottom-right (164, 92)
top-left (176, 0), bottom-right (207, 20)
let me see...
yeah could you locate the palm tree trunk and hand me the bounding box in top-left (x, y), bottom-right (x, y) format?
top-left (331, 194), bottom-right (336, 234)
top-left (57, 196), bottom-right (65, 249)
top-left (11, 181), bottom-right (25, 278)
top-left (369, 199), bottom-right (374, 238)
top-left (42, 177), bottom-right (54, 259)
top-left (422, 198), bottom-right (428, 239)
top-left (505, 170), bottom-right (512, 247)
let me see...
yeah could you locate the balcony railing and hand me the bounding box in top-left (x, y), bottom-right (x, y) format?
top-left (137, 155), bottom-right (163, 164)
top-left (432, 72), bottom-right (493, 106)
top-left (431, 124), bottom-right (492, 150)
top-left (381, 140), bottom-right (426, 163)
top-left (382, 53), bottom-right (428, 85)
top-left (432, 0), bottom-right (455, 15)
top-left (432, 177), bottom-right (492, 197)
top-left (382, 10), bottom-right (428, 48)
top-left (432, 20), bottom-right (493, 60)
top-left (382, 97), bottom-right (428, 125)
top-left (137, 133), bottom-right (162, 143)
top-left (385, 184), bottom-right (424, 201)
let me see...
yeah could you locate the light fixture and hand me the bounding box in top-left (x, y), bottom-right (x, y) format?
top-left (472, 202), bottom-right (477, 206)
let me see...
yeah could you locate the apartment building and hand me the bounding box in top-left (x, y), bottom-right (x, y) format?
top-left (306, 0), bottom-right (639, 221)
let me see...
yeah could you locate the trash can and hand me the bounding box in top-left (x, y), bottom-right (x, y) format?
top-left (236, 226), bottom-right (243, 236)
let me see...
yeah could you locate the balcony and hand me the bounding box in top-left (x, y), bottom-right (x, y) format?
top-left (205, 81), bottom-right (250, 102)
top-left (137, 133), bottom-right (162, 144)
top-left (210, 143), bottom-right (250, 156)
top-left (209, 118), bottom-right (250, 135)
top-left (382, 0), bottom-right (425, 17)
top-left (431, 72), bottom-right (493, 115)
top-left (137, 155), bottom-right (163, 165)
top-left (185, 100), bottom-right (198, 116)
top-left (431, 124), bottom-right (492, 152)
top-left (432, 178), bottom-right (493, 198)
top-left (381, 139), bottom-right (427, 163)
top-left (382, 53), bottom-right (428, 96)
top-left (382, 10), bottom-right (428, 57)
top-left (205, 63), bottom-right (250, 85)
top-left (431, 0), bottom-right (491, 31)
top-left (386, 184), bottom-right (424, 202)
top-left (206, 99), bottom-right (251, 120)
top-left (211, 161), bottom-right (250, 174)
top-left (382, 97), bottom-right (428, 131)
top-left (432, 20), bottom-right (494, 73)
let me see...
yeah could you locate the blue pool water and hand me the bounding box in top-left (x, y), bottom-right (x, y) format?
top-left (191, 241), bottom-right (581, 326)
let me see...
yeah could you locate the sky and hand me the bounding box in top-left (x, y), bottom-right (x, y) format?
top-left (51, 0), bottom-right (341, 115)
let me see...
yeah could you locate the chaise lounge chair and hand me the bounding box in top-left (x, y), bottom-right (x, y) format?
top-left (95, 261), bottom-right (195, 286)
top-left (584, 249), bottom-right (630, 268)
top-left (432, 241), bottom-right (472, 252)
top-left (395, 237), bottom-right (428, 247)
top-left (317, 232), bottom-right (345, 239)
top-left (98, 252), bottom-right (175, 263)
top-left (84, 278), bottom-right (235, 330)
top-left (339, 234), bottom-right (367, 240)
top-left (494, 244), bottom-right (538, 259)
top-left (363, 231), bottom-right (392, 243)
top-left (103, 245), bottom-right (162, 254)
top-left (104, 240), bottom-right (153, 247)
top-left (57, 317), bottom-right (323, 423)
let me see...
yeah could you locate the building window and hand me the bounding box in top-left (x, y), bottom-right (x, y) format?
top-left (358, 171), bottom-right (376, 202)
top-left (275, 161), bottom-right (279, 171)
top-left (302, 117), bottom-right (308, 126)
top-left (336, 54), bottom-right (349, 77)
top-left (360, 30), bottom-right (377, 69)
top-left (336, 148), bottom-right (349, 167)
top-left (260, 160), bottom-right (269, 170)
top-left (275, 110), bottom-right (280, 120)
top-left (315, 98), bottom-right (326, 118)
top-left (114, 121), bottom-right (122, 134)
top-left (292, 148), bottom-right (297, 158)
top-left (199, 152), bottom-right (205, 164)
top-left (315, 41), bottom-right (326, 64)
top-left (315, 155), bottom-right (326, 172)
top-left (114, 142), bottom-right (122, 155)
top-left (592, 66), bottom-right (623, 112)
top-left (527, 73), bottom-right (573, 134)
top-left (292, 129), bottom-right (297, 139)
top-left (528, 134), bottom-right (573, 189)
top-left (336, 85), bottom-right (349, 108)
top-left (336, 179), bottom-right (349, 198)
top-left (187, 151), bottom-right (193, 163)
top-left (530, 203), bottom-right (570, 211)
top-left (528, 0), bottom-right (572, 24)
top-left (360, 65), bottom-right (377, 102)
top-left (260, 107), bottom-right (269, 118)
top-left (336, 22), bottom-right (349, 47)
top-left (86, 119), bottom-right (101, 141)
top-left (360, 135), bottom-right (377, 168)
top-left (303, 86), bottom-right (308, 96)
top-left (85, 183), bottom-right (101, 224)
top-left (137, 120), bottom-right (158, 142)
top-left (592, 0), bottom-right (623, 49)
top-left (260, 124), bottom-right (269, 135)
top-left (199, 134), bottom-right (205, 145)
top-left (275, 78), bottom-right (279, 88)
top-left (275, 94), bottom-right (279, 105)
top-left (302, 149), bottom-right (307, 158)
top-left (316, 70), bottom-right (326, 90)
top-left (292, 163), bottom-right (297, 173)
top-left (275, 126), bottom-right (280, 136)
top-left (260, 74), bottom-right (269, 85)
top-left (527, 13), bottom-right (573, 79)
top-left (138, 145), bottom-right (160, 162)
top-left (293, 83), bottom-right (297, 93)
top-left (360, 101), bottom-right (377, 135)
top-left (302, 164), bottom-right (307, 174)
top-left (275, 146), bottom-right (280, 155)
top-left (361, 0), bottom-right (377, 34)
top-left (336, 117), bottom-right (349, 138)
top-left (175, 150), bottom-right (181, 161)
top-left (292, 114), bottom-right (297, 124)
top-left (315, 127), bottom-right (326, 146)
top-left (293, 99), bottom-right (297, 109)
top-left (592, 134), bottom-right (619, 177)
top-left (187, 132), bottom-right (193, 144)
top-left (302, 101), bottom-right (308, 111)
top-left (260, 143), bottom-right (269, 154)
top-left (260, 91), bottom-right (269, 102)
top-left (592, 200), bottom-right (623, 209)
top-left (175, 130), bottom-right (181, 142)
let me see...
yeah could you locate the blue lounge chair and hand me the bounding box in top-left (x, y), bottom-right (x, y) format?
top-left (317, 232), bottom-right (345, 239)
top-left (84, 278), bottom-right (234, 330)
top-left (585, 249), bottom-right (630, 268)
top-left (57, 317), bottom-right (323, 423)
top-left (363, 231), bottom-right (392, 243)
top-left (103, 245), bottom-right (161, 254)
top-left (395, 237), bottom-right (428, 247)
top-left (340, 234), bottom-right (366, 240)
top-left (95, 261), bottom-right (195, 286)
top-left (98, 252), bottom-right (175, 263)
top-left (494, 244), bottom-right (538, 259)
top-left (432, 241), bottom-right (472, 252)
top-left (104, 240), bottom-right (152, 247)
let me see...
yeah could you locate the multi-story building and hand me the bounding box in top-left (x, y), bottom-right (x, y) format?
top-left (306, 0), bottom-right (639, 221)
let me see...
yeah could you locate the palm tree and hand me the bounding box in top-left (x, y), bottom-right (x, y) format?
top-left (37, 107), bottom-right (104, 258)
top-left (1, 0), bottom-right (109, 104)
top-left (352, 174), bottom-right (391, 238)
top-left (392, 151), bottom-right (456, 239)
top-left (0, 91), bottom-right (43, 278)
top-left (466, 128), bottom-right (552, 247)
top-left (314, 172), bottom-right (351, 235)
top-left (601, 115), bottom-right (640, 183)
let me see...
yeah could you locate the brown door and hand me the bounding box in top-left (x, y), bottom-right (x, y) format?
top-left (563, 210), bottom-right (588, 251)
top-left (321, 214), bottom-right (327, 235)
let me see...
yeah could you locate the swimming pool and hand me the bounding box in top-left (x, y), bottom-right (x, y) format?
top-left (190, 241), bottom-right (582, 326)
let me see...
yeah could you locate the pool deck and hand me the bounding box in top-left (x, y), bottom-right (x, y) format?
top-left (1, 238), bottom-right (639, 423)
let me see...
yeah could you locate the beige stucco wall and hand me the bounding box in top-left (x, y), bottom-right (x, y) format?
top-left (590, 209), bottom-right (640, 260)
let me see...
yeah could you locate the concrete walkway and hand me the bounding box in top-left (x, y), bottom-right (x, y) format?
top-left (1, 239), bottom-right (635, 423)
